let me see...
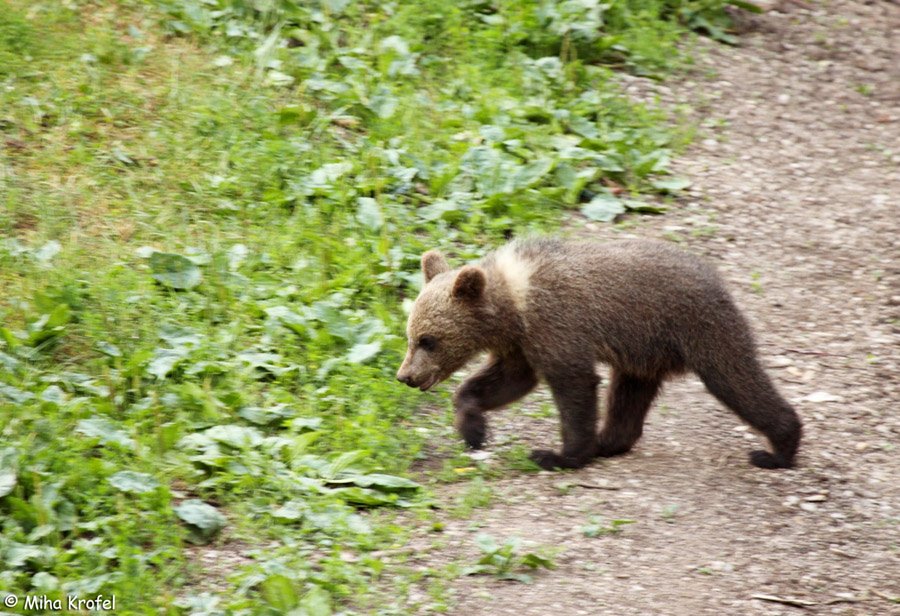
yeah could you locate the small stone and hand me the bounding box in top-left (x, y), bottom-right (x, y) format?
top-left (767, 356), bottom-right (793, 368)
top-left (803, 391), bottom-right (843, 403)
top-left (466, 450), bottom-right (493, 462)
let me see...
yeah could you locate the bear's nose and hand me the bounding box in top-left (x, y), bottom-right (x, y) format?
top-left (397, 374), bottom-right (413, 386)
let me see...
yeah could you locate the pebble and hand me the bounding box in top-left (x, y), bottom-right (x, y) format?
top-left (767, 356), bottom-right (794, 368)
top-left (802, 391), bottom-right (843, 403)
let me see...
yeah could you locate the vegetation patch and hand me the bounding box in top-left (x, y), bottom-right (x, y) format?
top-left (0, 0), bottom-right (744, 612)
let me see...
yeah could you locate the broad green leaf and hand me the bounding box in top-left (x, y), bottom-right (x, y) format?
top-left (369, 89), bottom-right (398, 119)
top-left (236, 351), bottom-right (293, 376)
top-left (45, 302), bottom-right (71, 329)
top-left (357, 197), bottom-right (383, 231)
top-left (40, 385), bottom-right (66, 405)
top-left (31, 571), bottom-right (59, 593)
top-left (521, 552), bottom-right (556, 570)
top-left (380, 35), bottom-right (409, 55)
top-left (158, 325), bottom-right (202, 347)
top-left (652, 177), bottom-right (692, 192)
top-left (108, 471), bottom-right (161, 494)
top-left (322, 451), bottom-right (367, 480)
top-left (5, 543), bottom-right (55, 568)
top-left (479, 125), bottom-right (505, 143)
top-left (312, 307), bottom-right (353, 341)
top-left (149, 252), bottom-right (202, 290)
top-left (330, 486), bottom-right (396, 506)
top-left (205, 424), bottom-right (264, 448)
top-left (581, 194), bottom-right (626, 222)
top-left (33, 240), bottom-right (61, 264)
top-left (270, 501), bottom-right (305, 521)
top-left (569, 115), bottom-right (599, 140)
top-left (96, 341), bottom-right (122, 357)
top-left (475, 534), bottom-right (498, 554)
top-left (238, 403), bottom-right (297, 425)
top-left (419, 198), bottom-right (463, 222)
top-left (309, 161), bottom-right (353, 186)
top-left (265, 306), bottom-right (307, 336)
top-left (266, 70), bottom-right (294, 86)
top-left (146, 348), bottom-right (187, 380)
top-left (0, 471), bottom-right (16, 497)
top-left (0, 351), bottom-right (21, 371)
top-left (611, 519), bottom-right (637, 528)
top-left (174, 500), bottom-right (226, 542)
top-left (26, 303), bottom-right (70, 346)
top-left (327, 473), bottom-right (420, 492)
top-left (227, 243), bottom-right (248, 270)
top-left (346, 340), bottom-right (381, 364)
top-left (291, 417), bottom-right (323, 432)
top-left (0, 383), bottom-right (34, 404)
top-left (300, 586), bottom-right (332, 616)
top-left (512, 158), bottom-right (553, 190)
top-left (593, 154), bottom-right (625, 172)
top-left (76, 418), bottom-right (135, 448)
top-left (261, 574), bottom-right (298, 611)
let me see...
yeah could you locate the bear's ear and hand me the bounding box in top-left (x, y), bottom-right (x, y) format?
top-left (452, 266), bottom-right (486, 302)
top-left (421, 250), bottom-right (450, 284)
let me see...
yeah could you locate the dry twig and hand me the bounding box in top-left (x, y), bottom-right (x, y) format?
top-left (751, 594), bottom-right (816, 608)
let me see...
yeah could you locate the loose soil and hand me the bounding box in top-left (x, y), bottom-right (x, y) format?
top-left (405, 2), bottom-right (900, 614)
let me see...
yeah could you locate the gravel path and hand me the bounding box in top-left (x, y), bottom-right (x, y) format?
top-left (405, 2), bottom-right (900, 614)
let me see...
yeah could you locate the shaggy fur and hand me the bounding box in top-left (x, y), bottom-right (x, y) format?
top-left (396, 238), bottom-right (802, 471)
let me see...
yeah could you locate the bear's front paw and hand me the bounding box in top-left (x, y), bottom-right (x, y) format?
top-left (529, 449), bottom-right (571, 471)
top-left (457, 414), bottom-right (486, 450)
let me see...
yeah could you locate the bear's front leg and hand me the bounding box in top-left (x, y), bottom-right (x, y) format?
top-left (454, 351), bottom-right (538, 449)
top-left (529, 371), bottom-right (599, 470)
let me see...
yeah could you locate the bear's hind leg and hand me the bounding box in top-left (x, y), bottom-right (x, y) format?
top-left (596, 370), bottom-right (661, 458)
top-left (454, 350), bottom-right (537, 449)
top-left (697, 362), bottom-right (801, 469)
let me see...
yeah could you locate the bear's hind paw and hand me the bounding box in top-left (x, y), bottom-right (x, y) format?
top-left (749, 449), bottom-right (794, 469)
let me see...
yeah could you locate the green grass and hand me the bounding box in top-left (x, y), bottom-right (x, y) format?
top-left (0, 0), bottom-right (744, 612)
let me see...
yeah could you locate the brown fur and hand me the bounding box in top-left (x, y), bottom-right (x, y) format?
top-left (397, 238), bottom-right (802, 471)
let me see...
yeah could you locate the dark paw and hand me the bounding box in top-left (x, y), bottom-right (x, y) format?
top-left (594, 438), bottom-right (632, 458)
top-left (459, 418), bottom-right (486, 450)
top-left (528, 449), bottom-right (590, 471)
top-left (529, 449), bottom-right (567, 471)
top-left (750, 449), bottom-right (794, 469)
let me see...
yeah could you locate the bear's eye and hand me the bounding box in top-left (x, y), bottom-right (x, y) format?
top-left (418, 335), bottom-right (437, 352)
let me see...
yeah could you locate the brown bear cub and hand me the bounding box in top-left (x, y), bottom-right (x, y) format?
top-left (396, 238), bottom-right (801, 471)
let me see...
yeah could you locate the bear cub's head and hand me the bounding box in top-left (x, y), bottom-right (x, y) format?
top-left (396, 250), bottom-right (489, 391)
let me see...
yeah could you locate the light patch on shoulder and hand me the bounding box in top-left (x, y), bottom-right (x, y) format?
top-left (494, 244), bottom-right (533, 312)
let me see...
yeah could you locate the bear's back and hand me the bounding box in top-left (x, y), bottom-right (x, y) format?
top-left (486, 238), bottom-right (748, 376)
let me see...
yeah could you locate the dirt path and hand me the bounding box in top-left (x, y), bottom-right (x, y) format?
top-left (406, 2), bottom-right (900, 614)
